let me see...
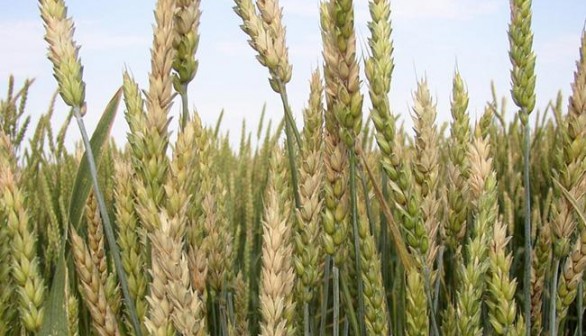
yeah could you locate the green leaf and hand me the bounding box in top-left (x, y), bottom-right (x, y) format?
top-left (68, 88), bottom-right (122, 230)
top-left (39, 88), bottom-right (122, 336)
top-left (38, 252), bottom-right (68, 336)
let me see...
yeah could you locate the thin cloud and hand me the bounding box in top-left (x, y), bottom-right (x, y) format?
top-left (355, 0), bottom-right (501, 22)
top-left (281, 0), bottom-right (320, 18)
top-left (77, 32), bottom-right (149, 51)
top-left (0, 20), bottom-right (45, 76)
top-left (537, 34), bottom-right (583, 64)
top-left (214, 40), bottom-right (250, 56)
top-left (397, 1), bottom-right (499, 20)
top-left (76, 21), bottom-right (149, 51)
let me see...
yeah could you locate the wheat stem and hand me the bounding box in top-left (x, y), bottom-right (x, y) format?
top-left (349, 150), bottom-right (366, 336)
top-left (550, 257), bottom-right (560, 335)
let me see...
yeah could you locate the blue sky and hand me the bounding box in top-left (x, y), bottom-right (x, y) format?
top-left (1, 1), bottom-right (585, 148)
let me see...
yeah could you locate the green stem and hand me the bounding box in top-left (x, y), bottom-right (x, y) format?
top-left (433, 247), bottom-right (444, 316)
top-left (341, 271), bottom-right (360, 336)
top-left (320, 256), bottom-right (331, 336)
top-left (277, 85), bottom-right (301, 210)
top-left (304, 302), bottom-right (310, 336)
top-left (220, 298), bottom-right (229, 336)
top-left (359, 165), bottom-right (377, 239)
top-left (227, 291), bottom-right (235, 332)
top-left (578, 281), bottom-right (583, 336)
top-left (523, 119), bottom-right (532, 336)
top-left (277, 84), bottom-right (302, 150)
top-left (180, 86), bottom-right (189, 131)
top-left (360, 152), bottom-right (413, 271)
top-left (423, 262), bottom-right (440, 336)
top-left (333, 264), bottom-right (340, 336)
top-left (349, 150), bottom-right (366, 336)
top-left (283, 119), bottom-right (301, 209)
top-left (73, 108), bottom-right (142, 336)
top-left (550, 257), bottom-right (560, 336)
top-left (208, 290), bottom-right (217, 336)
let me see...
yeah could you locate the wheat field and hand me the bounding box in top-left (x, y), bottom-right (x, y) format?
top-left (0, 0), bottom-right (585, 335)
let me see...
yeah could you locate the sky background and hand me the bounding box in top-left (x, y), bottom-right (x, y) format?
top-left (1, 1), bottom-right (585, 149)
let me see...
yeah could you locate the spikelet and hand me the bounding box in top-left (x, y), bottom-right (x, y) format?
top-left (366, 2), bottom-right (426, 259)
top-left (486, 219), bottom-right (524, 335)
top-left (191, 122), bottom-right (234, 295)
top-left (294, 70), bottom-right (324, 303)
top-left (86, 192), bottom-right (108, 285)
top-left (555, 29), bottom-right (586, 323)
top-left (157, 113), bottom-right (209, 335)
top-left (455, 133), bottom-right (496, 336)
top-left (405, 270), bottom-right (428, 336)
top-left (321, 0), bottom-right (363, 147)
top-left (233, 272), bottom-right (250, 335)
top-left (39, 0), bottom-right (86, 110)
top-left (154, 213), bottom-right (206, 335)
top-left (568, 30), bottom-right (586, 117)
top-left (67, 288), bottom-right (79, 336)
top-left (122, 71), bottom-right (147, 165)
top-left (39, 168), bottom-right (61, 269)
top-left (104, 272), bottom-right (121, 318)
top-left (365, 0), bottom-right (418, 268)
top-left (530, 220), bottom-right (551, 335)
top-left (145, 228), bottom-right (174, 335)
top-left (201, 178), bottom-right (234, 294)
top-left (508, 0), bottom-right (537, 121)
top-left (188, 245), bottom-right (208, 298)
top-left (357, 213), bottom-right (388, 335)
top-left (165, 110), bottom-right (200, 238)
top-left (322, 131), bottom-right (350, 264)
top-left (172, 0), bottom-right (201, 94)
top-left (259, 148), bottom-right (296, 336)
top-left (132, 0), bottom-right (176, 234)
top-left (114, 159), bottom-right (148, 333)
top-left (320, 0), bottom-right (350, 265)
top-left (146, 212), bottom-right (207, 336)
top-left (70, 227), bottom-right (119, 336)
top-left (444, 71), bottom-right (471, 250)
top-left (441, 304), bottom-right (458, 336)
top-left (233, 0), bottom-right (291, 93)
top-left (0, 134), bottom-right (45, 333)
top-left (412, 79), bottom-right (440, 272)
top-left (0, 135), bottom-right (13, 334)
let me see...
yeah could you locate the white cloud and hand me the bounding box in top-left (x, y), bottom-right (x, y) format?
top-left (354, 0), bottom-right (501, 22)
